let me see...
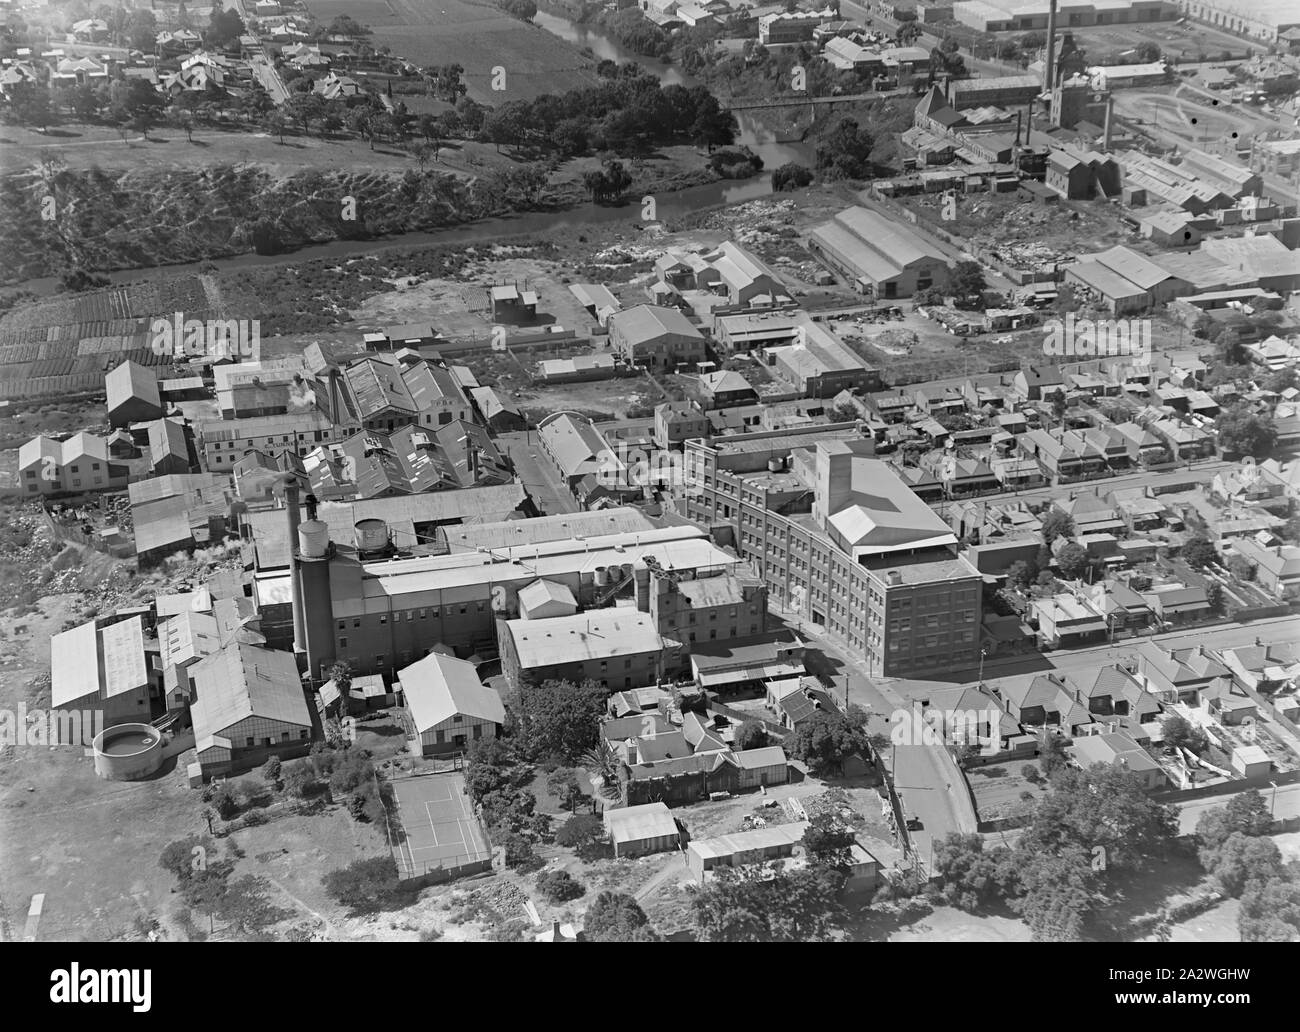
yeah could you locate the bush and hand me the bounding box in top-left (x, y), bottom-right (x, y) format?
top-left (504, 833), bottom-right (539, 870)
top-left (261, 756), bottom-right (282, 786)
top-left (211, 785), bottom-right (239, 820)
top-left (1021, 765), bottom-right (1041, 784)
top-left (536, 869), bottom-right (585, 903)
top-left (419, 927), bottom-right (442, 941)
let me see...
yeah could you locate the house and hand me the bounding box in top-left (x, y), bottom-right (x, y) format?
top-left (1013, 364), bottom-right (1066, 401)
top-left (1069, 732), bottom-right (1166, 791)
top-left (18, 433), bottom-right (130, 496)
top-left (1137, 642), bottom-right (1230, 702)
top-left (808, 206), bottom-right (951, 300)
top-left (106, 360), bottom-right (164, 428)
top-left (399, 651), bottom-right (505, 757)
top-left (767, 676), bottom-right (839, 730)
top-left (654, 401), bottom-right (711, 450)
top-left (992, 671), bottom-right (1094, 734)
top-left (190, 643), bottom-right (315, 778)
top-left (1032, 594), bottom-right (1108, 649)
top-left (1230, 539), bottom-right (1300, 599)
top-left (603, 802), bottom-right (681, 858)
top-left (468, 386), bottom-right (526, 433)
top-left (607, 305), bottom-right (706, 370)
top-left (536, 412), bottom-right (615, 494)
top-left (146, 418), bottom-right (191, 477)
top-left (1143, 584), bottom-right (1212, 626)
top-left (699, 370), bottom-right (758, 409)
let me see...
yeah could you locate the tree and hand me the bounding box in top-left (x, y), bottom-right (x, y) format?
top-left (785, 710), bottom-right (869, 775)
top-left (260, 756), bottom-right (282, 788)
top-left (282, 763), bottom-right (316, 799)
top-left (327, 659), bottom-right (353, 718)
top-left (931, 833), bottom-right (1018, 911)
top-left (1239, 872), bottom-right (1300, 941)
top-left (321, 856), bottom-right (401, 911)
top-left (1018, 763), bottom-right (1178, 874)
top-left (261, 110), bottom-right (287, 144)
top-left (1227, 554), bottom-right (1256, 582)
top-left (546, 767), bottom-right (587, 813)
top-left (1014, 846), bottom-right (1096, 941)
top-left (159, 836), bottom-right (209, 884)
top-left (801, 813), bottom-right (855, 870)
top-left (211, 784), bottom-right (239, 819)
top-left (1040, 509), bottom-right (1075, 546)
top-left (513, 678), bottom-right (607, 762)
top-left (1006, 559), bottom-right (1036, 591)
top-left (1196, 789), bottom-right (1273, 856)
top-left (204, 6), bottom-right (245, 49)
top-left (734, 720), bottom-right (766, 751)
top-left (1205, 580), bottom-right (1224, 612)
top-left (554, 813), bottom-right (606, 859)
top-left (503, 832), bottom-right (539, 870)
top-left (815, 117), bottom-right (873, 180)
top-left (896, 19), bottom-right (922, 45)
top-left (692, 864), bottom-right (845, 942)
top-left (1181, 534), bottom-right (1219, 570)
top-left (1056, 542), bottom-right (1089, 580)
top-left (1215, 404), bottom-right (1277, 458)
top-left (950, 261), bottom-right (987, 307)
top-left (771, 162), bottom-right (813, 191)
top-left (1162, 713), bottom-right (1209, 756)
top-left (11, 83), bottom-right (55, 131)
top-left (585, 891), bottom-right (659, 942)
top-left (1206, 832), bottom-right (1282, 898)
top-left (536, 869), bottom-right (584, 903)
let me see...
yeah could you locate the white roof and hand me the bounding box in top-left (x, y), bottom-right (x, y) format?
top-left (51, 621), bottom-right (100, 707)
top-left (517, 578), bottom-right (577, 612)
top-left (604, 802), bottom-right (678, 845)
top-left (506, 609), bottom-right (665, 669)
top-left (399, 652), bottom-right (504, 733)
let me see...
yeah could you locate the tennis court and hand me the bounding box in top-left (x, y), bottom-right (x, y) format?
top-left (388, 772), bottom-right (492, 878)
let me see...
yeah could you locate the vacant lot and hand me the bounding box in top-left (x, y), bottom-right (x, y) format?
top-left (321, 0), bottom-right (599, 103)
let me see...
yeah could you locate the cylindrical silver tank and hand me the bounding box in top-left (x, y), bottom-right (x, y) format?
top-left (355, 518), bottom-right (388, 553)
top-left (299, 520), bottom-right (329, 558)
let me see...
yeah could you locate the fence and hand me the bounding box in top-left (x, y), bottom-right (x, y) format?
top-left (35, 501), bottom-right (135, 559)
top-left (374, 768), bottom-right (495, 886)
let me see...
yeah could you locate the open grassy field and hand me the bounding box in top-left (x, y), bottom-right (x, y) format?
top-left (313, 0), bottom-right (600, 104)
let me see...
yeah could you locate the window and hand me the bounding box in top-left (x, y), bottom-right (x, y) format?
top-left (339, 636), bottom-right (348, 648)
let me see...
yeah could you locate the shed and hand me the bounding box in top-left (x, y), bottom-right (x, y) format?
top-left (603, 802), bottom-right (681, 857)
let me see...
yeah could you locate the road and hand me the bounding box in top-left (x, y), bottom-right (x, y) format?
top-left (1176, 781), bottom-right (1300, 835)
top-left (496, 431), bottom-right (578, 515)
top-left (893, 743), bottom-right (978, 867)
top-left (251, 52), bottom-right (290, 106)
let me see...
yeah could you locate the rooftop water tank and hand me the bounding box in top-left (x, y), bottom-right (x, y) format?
top-left (299, 520), bottom-right (330, 559)
top-left (355, 518), bottom-right (388, 553)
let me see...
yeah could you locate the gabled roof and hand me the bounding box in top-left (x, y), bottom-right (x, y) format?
top-left (399, 651), bottom-right (504, 733)
top-left (190, 643), bottom-right (310, 737)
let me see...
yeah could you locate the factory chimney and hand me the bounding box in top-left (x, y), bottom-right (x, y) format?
top-left (283, 473), bottom-right (307, 658)
top-left (1103, 93), bottom-right (1114, 151)
top-left (1044, 0), bottom-right (1058, 93)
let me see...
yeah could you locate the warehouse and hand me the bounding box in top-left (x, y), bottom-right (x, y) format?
top-left (808, 206), bottom-right (951, 300)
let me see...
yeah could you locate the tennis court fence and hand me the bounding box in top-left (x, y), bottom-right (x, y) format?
top-left (375, 770), bottom-right (495, 884)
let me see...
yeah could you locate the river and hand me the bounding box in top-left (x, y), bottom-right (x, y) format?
top-left (8, 13), bottom-right (809, 294)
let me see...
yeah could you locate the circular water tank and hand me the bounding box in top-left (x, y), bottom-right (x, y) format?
top-left (355, 518), bottom-right (388, 553)
top-left (768, 456), bottom-right (783, 472)
top-left (299, 519), bottom-right (330, 558)
top-left (594, 565), bottom-right (609, 587)
top-left (93, 723), bottom-right (164, 781)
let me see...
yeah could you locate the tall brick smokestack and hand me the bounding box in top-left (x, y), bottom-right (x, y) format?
top-left (283, 473), bottom-right (307, 657)
top-left (1044, 0), bottom-right (1058, 92)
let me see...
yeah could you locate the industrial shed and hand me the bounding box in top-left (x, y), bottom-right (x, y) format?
top-left (603, 802), bottom-right (681, 858)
